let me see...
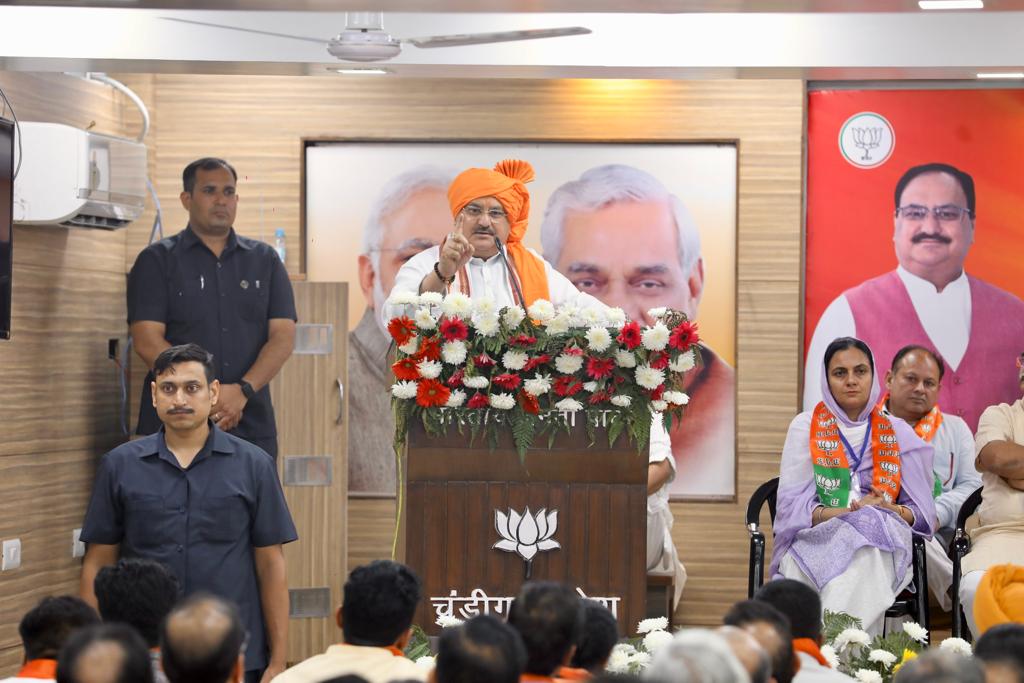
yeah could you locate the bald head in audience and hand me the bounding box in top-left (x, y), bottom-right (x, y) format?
top-left (642, 628), bottom-right (750, 683)
top-left (56, 623), bottom-right (152, 683)
top-left (718, 626), bottom-right (770, 683)
top-left (160, 593), bottom-right (245, 683)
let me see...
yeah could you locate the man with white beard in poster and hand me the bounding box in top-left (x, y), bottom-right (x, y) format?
top-left (349, 165), bottom-right (456, 494)
top-left (540, 164), bottom-right (736, 497)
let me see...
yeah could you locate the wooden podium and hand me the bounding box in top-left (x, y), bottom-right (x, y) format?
top-left (403, 420), bottom-right (648, 634)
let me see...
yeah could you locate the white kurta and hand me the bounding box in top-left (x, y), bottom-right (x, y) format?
top-left (647, 414), bottom-right (687, 608)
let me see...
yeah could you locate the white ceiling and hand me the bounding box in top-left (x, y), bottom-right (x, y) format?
top-left (1, 4), bottom-right (1024, 79)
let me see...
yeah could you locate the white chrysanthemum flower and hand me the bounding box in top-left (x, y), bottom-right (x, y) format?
top-left (417, 359), bottom-right (443, 379)
top-left (664, 391), bottom-right (690, 406)
top-left (415, 655), bottom-right (435, 669)
top-left (636, 617), bottom-right (669, 634)
top-left (582, 307), bottom-right (606, 326)
top-left (902, 622), bottom-right (928, 643)
top-left (502, 350), bottom-right (529, 370)
top-left (445, 390), bottom-right (467, 408)
top-left (635, 364), bottom-right (666, 390)
top-left (387, 291), bottom-right (419, 306)
top-left (583, 381), bottom-right (599, 392)
top-left (669, 350), bottom-right (696, 372)
top-left (606, 307), bottom-right (627, 326)
top-left (628, 651), bottom-right (652, 668)
top-left (391, 381), bottom-right (418, 399)
top-left (615, 349), bottom-right (637, 368)
top-left (502, 306), bottom-right (526, 328)
top-left (441, 292), bottom-right (473, 318)
top-left (474, 314), bottom-right (500, 337)
top-left (854, 670), bottom-right (882, 683)
top-left (555, 398), bottom-right (583, 412)
top-left (868, 650), bottom-right (898, 668)
top-left (414, 307), bottom-right (437, 330)
top-left (586, 326), bottom-right (613, 352)
top-left (939, 637), bottom-right (972, 656)
top-left (834, 628), bottom-right (872, 652)
top-left (527, 299), bottom-right (555, 322)
top-left (441, 340), bottom-right (468, 365)
top-left (643, 629), bottom-right (674, 655)
top-left (473, 296), bottom-right (497, 317)
top-left (463, 376), bottom-right (489, 389)
top-left (605, 645), bottom-right (635, 674)
top-left (545, 313), bottom-right (572, 335)
top-left (555, 353), bottom-right (584, 375)
top-left (646, 307), bottom-right (667, 319)
top-left (651, 400), bottom-right (668, 412)
top-left (820, 645), bottom-right (840, 669)
top-left (641, 322), bottom-right (670, 351)
top-left (419, 292), bottom-right (443, 306)
top-left (436, 614), bottom-right (464, 628)
top-left (489, 393), bottom-right (516, 410)
top-left (610, 395), bottom-right (632, 408)
top-left (398, 337), bottom-right (419, 355)
top-left (524, 374), bottom-right (553, 397)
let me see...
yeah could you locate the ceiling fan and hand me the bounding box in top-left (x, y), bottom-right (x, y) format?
top-left (163, 12), bottom-right (591, 63)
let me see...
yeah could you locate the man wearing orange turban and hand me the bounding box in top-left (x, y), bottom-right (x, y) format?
top-left (383, 159), bottom-right (604, 319)
top-left (974, 564), bottom-right (1024, 634)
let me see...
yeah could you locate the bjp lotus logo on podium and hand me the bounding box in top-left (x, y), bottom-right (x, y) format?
top-left (494, 507), bottom-right (560, 576)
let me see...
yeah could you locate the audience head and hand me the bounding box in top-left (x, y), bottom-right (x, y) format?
top-left (160, 593), bottom-right (245, 683)
top-left (507, 581), bottom-right (585, 676)
top-left (434, 614), bottom-right (526, 683)
top-left (892, 649), bottom-right (985, 683)
top-left (571, 601), bottom-right (620, 673)
top-left (723, 600), bottom-right (794, 683)
top-left (718, 626), bottom-right (770, 683)
top-left (974, 623), bottom-right (1024, 683)
top-left (340, 560), bottom-right (422, 648)
top-left (823, 337), bottom-right (876, 421)
top-left (885, 345), bottom-right (944, 423)
top-left (642, 628), bottom-right (750, 683)
top-left (56, 623), bottom-right (152, 683)
top-left (94, 558), bottom-right (180, 648)
top-left (755, 579), bottom-right (824, 643)
top-left (19, 595), bottom-right (100, 661)
top-left (151, 343), bottom-right (219, 433)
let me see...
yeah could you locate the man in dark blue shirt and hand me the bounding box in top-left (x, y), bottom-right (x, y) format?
top-left (79, 344), bottom-right (298, 683)
top-left (128, 157), bottom-right (297, 458)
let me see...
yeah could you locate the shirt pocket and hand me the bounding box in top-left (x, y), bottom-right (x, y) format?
top-left (198, 494), bottom-right (251, 543)
top-left (168, 278), bottom-right (205, 327)
top-left (125, 494), bottom-right (178, 550)
top-left (238, 285), bottom-right (268, 323)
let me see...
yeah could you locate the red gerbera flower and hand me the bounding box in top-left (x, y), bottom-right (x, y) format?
top-left (524, 354), bottom-right (551, 371)
top-left (509, 334), bottom-right (537, 347)
top-left (669, 321), bottom-right (700, 351)
top-left (416, 379), bottom-right (450, 408)
top-left (588, 390), bottom-right (610, 405)
top-left (492, 373), bottom-right (522, 390)
top-left (386, 316), bottom-right (417, 346)
top-left (447, 369), bottom-right (465, 387)
top-left (649, 385), bottom-right (665, 401)
top-left (586, 356), bottom-right (616, 380)
top-left (467, 393), bottom-right (489, 409)
top-left (553, 376), bottom-right (584, 397)
top-left (439, 317), bottom-right (469, 342)
top-left (648, 351), bottom-right (670, 370)
top-left (392, 357), bottom-right (420, 381)
top-left (474, 353), bottom-right (496, 368)
top-left (518, 390), bottom-right (540, 415)
top-left (617, 321), bottom-right (642, 349)
top-left (561, 345), bottom-right (584, 356)
top-left (417, 336), bottom-right (442, 361)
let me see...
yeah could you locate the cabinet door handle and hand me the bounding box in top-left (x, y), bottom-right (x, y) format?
top-left (336, 379), bottom-right (344, 425)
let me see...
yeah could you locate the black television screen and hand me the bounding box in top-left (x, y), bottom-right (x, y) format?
top-left (0, 116), bottom-right (12, 340)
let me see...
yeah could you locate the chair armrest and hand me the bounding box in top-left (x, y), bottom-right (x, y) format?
top-left (748, 530), bottom-right (766, 599)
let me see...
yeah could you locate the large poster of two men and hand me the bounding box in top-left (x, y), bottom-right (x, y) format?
top-left (304, 142), bottom-right (738, 499)
top-left (804, 89), bottom-right (1024, 428)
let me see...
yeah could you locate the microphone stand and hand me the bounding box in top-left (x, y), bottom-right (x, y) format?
top-left (494, 235), bottom-right (526, 308)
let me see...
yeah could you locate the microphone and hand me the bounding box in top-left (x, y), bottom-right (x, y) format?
top-left (494, 235), bottom-right (526, 308)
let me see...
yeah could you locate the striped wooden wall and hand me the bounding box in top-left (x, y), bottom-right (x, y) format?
top-left (0, 72), bottom-right (137, 672)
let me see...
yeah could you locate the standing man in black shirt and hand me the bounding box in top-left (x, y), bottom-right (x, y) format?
top-left (128, 158), bottom-right (297, 458)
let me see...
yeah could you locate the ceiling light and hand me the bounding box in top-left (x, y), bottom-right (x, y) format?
top-left (330, 67), bottom-right (391, 75)
top-left (977, 72), bottom-right (1024, 79)
top-left (918, 0), bottom-right (983, 8)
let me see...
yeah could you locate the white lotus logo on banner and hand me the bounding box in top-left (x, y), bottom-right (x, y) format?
top-left (494, 507), bottom-right (560, 561)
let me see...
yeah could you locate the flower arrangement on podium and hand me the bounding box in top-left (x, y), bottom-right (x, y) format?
top-left (386, 292), bottom-right (700, 457)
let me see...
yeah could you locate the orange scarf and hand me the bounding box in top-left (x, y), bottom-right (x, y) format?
top-left (17, 659), bottom-right (58, 679)
top-left (556, 666), bottom-right (591, 681)
top-left (447, 159), bottom-right (550, 307)
top-left (974, 564), bottom-right (1024, 635)
top-left (881, 394), bottom-right (944, 497)
top-left (793, 639), bottom-right (830, 667)
top-left (810, 402), bottom-right (902, 507)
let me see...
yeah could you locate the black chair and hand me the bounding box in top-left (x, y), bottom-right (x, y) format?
top-left (950, 486), bottom-right (984, 641)
top-left (746, 477), bottom-right (930, 631)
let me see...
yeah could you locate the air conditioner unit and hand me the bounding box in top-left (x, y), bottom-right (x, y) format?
top-left (13, 122), bottom-right (146, 230)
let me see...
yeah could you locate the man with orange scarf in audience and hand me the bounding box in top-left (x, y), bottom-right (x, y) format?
top-left (384, 159), bottom-right (604, 319)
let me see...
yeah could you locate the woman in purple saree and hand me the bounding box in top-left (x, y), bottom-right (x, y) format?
top-left (771, 337), bottom-right (937, 634)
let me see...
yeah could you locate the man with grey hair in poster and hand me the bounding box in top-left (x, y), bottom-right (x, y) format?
top-left (541, 164), bottom-right (736, 498)
top-left (349, 165), bottom-right (457, 493)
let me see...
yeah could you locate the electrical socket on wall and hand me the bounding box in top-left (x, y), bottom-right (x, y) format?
top-left (2, 538), bottom-right (22, 571)
top-left (72, 528), bottom-right (85, 559)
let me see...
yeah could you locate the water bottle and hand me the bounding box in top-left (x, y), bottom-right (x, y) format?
top-left (273, 228), bottom-right (287, 264)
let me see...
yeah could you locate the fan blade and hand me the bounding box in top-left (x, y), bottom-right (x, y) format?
top-left (406, 26), bottom-right (590, 49)
top-left (161, 17), bottom-right (327, 45)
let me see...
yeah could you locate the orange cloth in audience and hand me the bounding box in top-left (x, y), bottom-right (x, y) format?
top-left (16, 659), bottom-right (58, 679)
top-left (792, 639), bottom-right (830, 667)
top-left (974, 563), bottom-right (1024, 634)
top-left (447, 159), bottom-right (550, 307)
top-left (555, 666), bottom-right (591, 680)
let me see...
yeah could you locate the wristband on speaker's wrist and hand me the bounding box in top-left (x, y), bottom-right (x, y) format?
top-left (434, 261), bottom-right (455, 285)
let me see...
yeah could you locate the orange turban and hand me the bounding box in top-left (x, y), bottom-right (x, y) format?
top-left (447, 159), bottom-right (550, 307)
top-left (974, 563), bottom-right (1024, 635)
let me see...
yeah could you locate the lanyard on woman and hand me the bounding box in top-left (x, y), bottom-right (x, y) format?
top-left (838, 420), bottom-right (872, 473)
